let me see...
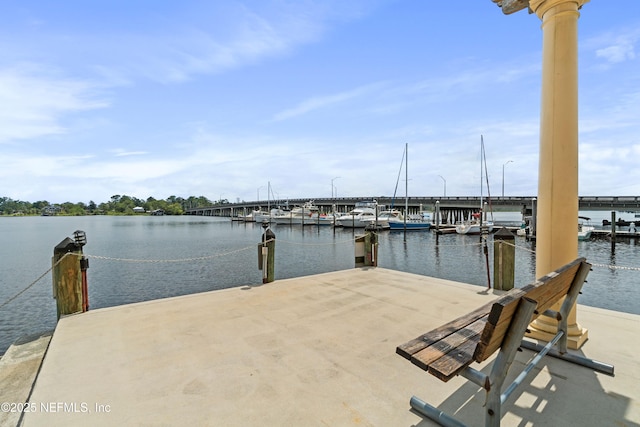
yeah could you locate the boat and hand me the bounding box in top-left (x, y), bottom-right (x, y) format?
top-left (602, 218), bottom-right (637, 227)
top-left (455, 212), bottom-right (494, 235)
top-left (252, 209), bottom-right (271, 223)
top-left (273, 201), bottom-right (331, 225)
top-left (254, 207), bottom-right (289, 224)
top-left (362, 209), bottom-right (404, 230)
top-left (578, 216), bottom-right (594, 241)
top-left (335, 201), bottom-right (377, 228)
top-left (235, 209), bottom-right (258, 222)
top-left (253, 181), bottom-right (275, 223)
top-left (456, 136), bottom-right (494, 235)
top-left (389, 212), bottom-right (431, 231)
top-left (383, 143), bottom-right (431, 232)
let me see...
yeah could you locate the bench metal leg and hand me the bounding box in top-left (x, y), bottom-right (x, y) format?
top-left (501, 331), bottom-right (564, 403)
top-left (410, 396), bottom-right (468, 427)
top-left (519, 339), bottom-right (614, 376)
top-left (485, 297), bottom-right (538, 427)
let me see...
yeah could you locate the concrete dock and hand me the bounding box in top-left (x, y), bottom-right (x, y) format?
top-left (7, 267), bottom-right (640, 426)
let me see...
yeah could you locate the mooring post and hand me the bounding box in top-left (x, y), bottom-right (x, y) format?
top-left (611, 211), bottom-right (616, 252)
top-left (52, 230), bottom-right (88, 319)
top-left (354, 230), bottom-right (377, 267)
top-left (259, 221), bottom-right (276, 283)
top-left (493, 227), bottom-right (515, 291)
top-left (435, 201), bottom-right (440, 243)
top-left (366, 230), bottom-right (378, 267)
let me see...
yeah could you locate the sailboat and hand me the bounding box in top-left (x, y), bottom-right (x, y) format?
top-left (456, 136), bottom-right (494, 235)
top-left (388, 143), bottom-right (431, 231)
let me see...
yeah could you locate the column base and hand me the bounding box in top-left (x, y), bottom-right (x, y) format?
top-left (526, 319), bottom-right (589, 350)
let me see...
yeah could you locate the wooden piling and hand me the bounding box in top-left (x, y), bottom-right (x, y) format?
top-left (355, 231), bottom-right (377, 267)
top-left (611, 211), bottom-right (616, 253)
top-left (52, 238), bottom-right (84, 319)
top-left (493, 227), bottom-right (515, 291)
top-left (259, 225), bottom-right (276, 283)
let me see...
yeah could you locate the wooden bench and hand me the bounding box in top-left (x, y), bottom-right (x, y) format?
top-left (396, 258), bottom-right (614, 427)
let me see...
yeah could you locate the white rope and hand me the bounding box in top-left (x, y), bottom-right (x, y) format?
top-left (85, 244), bottom-right (256, 263)
top-left (0, 252), bottom-right (79, 310)
top-left (275, 237), bottom-right (358, 247)
top-left (591, 263), bottom-right (640, 272)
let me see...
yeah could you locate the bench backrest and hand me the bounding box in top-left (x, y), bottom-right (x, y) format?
top-left (473, 257), bottom-right (588, 362)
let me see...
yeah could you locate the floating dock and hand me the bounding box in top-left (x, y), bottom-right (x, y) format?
top-left (4, 268), bottom-right (639, 426)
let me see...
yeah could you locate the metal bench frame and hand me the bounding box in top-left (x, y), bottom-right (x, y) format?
top-left (405, 260), bottom-right (614, 427)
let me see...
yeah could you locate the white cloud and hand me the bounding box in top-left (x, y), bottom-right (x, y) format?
top-left (271, 83), bottom-right (386, 121)
top-left (110, 149), bottom-right (149, 157)
top-left (585, 27), bottom-right (640, 66)
top-left (0, 65), bottom-right (109, 143)
top-left (100, 2), bottom-right (355, 84)
top-left (596, 43), bottom-right (635, 63)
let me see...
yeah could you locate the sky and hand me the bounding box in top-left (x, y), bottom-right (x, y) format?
top-left (1, 0), bottom-right (639, 205)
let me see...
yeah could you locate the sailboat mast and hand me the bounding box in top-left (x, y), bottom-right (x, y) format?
top-left (405, 143), bottom-right (409, 213)
top-left (404, 142), bottom-right (408, 238)
top-left (480, 136), bottom-right (484, 227)
top-left (480, 135), bottom-right (484, 207)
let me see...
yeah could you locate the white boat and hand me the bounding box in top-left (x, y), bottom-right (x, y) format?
top-left (252, 209), bottom-right (271, 223)
top-left (273, 201), bottom-right (329, 225)
top-left (362, 209), bottom-right (404, 230)
top-left (236, 209), bottom-right (260, 222)
top-left (389, 211), bottom-right (431, 231)
top-left (253, 181), bottom-right (277, 223)
top-left (578, 216), bottom-right (594, 241)
top-left (456, 136), bottom-right (494, 235)
top-left (381, 144), bottom-right (432, 232)
top-left (455, 215), bottom-right (494, 235)
top-left (254, 207), bottom-right (288, 224)
top-left (335, 201), bottom-right (377, 228)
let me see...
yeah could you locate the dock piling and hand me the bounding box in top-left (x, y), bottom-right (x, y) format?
top-left (259, 221), bottom-right (276, 283)
top-left (355, 231), bottom-right (377, 267)
top-left (52, 231), bottom-right (88, 319)
top-left (493, 227), bottom-right (515, 290)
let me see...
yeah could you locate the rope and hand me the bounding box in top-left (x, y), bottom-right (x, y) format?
top-left (0, 252), bottom-right (80, 310)
top-left (492, 240), bottom-right (640, 271)
top-left (275, 237), bottom-right (359, 247)
top-left (85, 244), bottom-right (256, 263)
top-left (0, 244), bottom-right (258, 310)
top-left (591, 263), bottom-right (640, 272)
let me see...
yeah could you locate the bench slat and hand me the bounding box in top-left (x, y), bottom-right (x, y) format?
top-left (396, 302), bottom-right (494, 360)
top-left (411, 317), bottom-right (487, 371)
top-left (473, 259), bottom-right (584, 362)
top-left (427, 338), bottom-right (479, 382)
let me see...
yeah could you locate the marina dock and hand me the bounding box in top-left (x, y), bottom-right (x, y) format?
top-left (4, 267), bottom-right (640, 426)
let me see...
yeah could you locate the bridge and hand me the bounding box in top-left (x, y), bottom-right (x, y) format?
top-left (184, 196), bottom-right (640, 217)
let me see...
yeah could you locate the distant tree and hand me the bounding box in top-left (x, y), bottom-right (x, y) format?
top-left (165, 202), bottom-right (183, 215)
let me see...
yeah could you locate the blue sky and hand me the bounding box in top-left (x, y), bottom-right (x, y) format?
top-left (1, 1), bottom-right (639, 204)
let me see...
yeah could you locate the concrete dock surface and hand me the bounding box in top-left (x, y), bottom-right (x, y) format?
top-left (14, 267), bottom-right (640, 426)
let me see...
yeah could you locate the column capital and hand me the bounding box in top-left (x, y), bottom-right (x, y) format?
top-left (529, 0), bottom-right (589, 20)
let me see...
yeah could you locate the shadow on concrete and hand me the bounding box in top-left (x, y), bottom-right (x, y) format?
top-left (408, 347), bottom-right (638, 427)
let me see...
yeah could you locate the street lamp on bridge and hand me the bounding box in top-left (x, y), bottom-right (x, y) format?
top-left (331, 176), bottom-right (340, 199)
top-left (438, 175), bottom-right (446, 197)
top-left (502, 160), bottom-right (513, 198)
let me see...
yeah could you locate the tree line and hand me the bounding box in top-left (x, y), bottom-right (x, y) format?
top-left (0, 195), bottom-right (230, 216)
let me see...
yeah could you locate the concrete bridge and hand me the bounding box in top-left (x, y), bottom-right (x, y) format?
top-left (184, 196), bottom-right (640, 217)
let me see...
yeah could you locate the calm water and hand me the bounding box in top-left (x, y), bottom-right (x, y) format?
top-left (1, 213), bottom-right (638, 354)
